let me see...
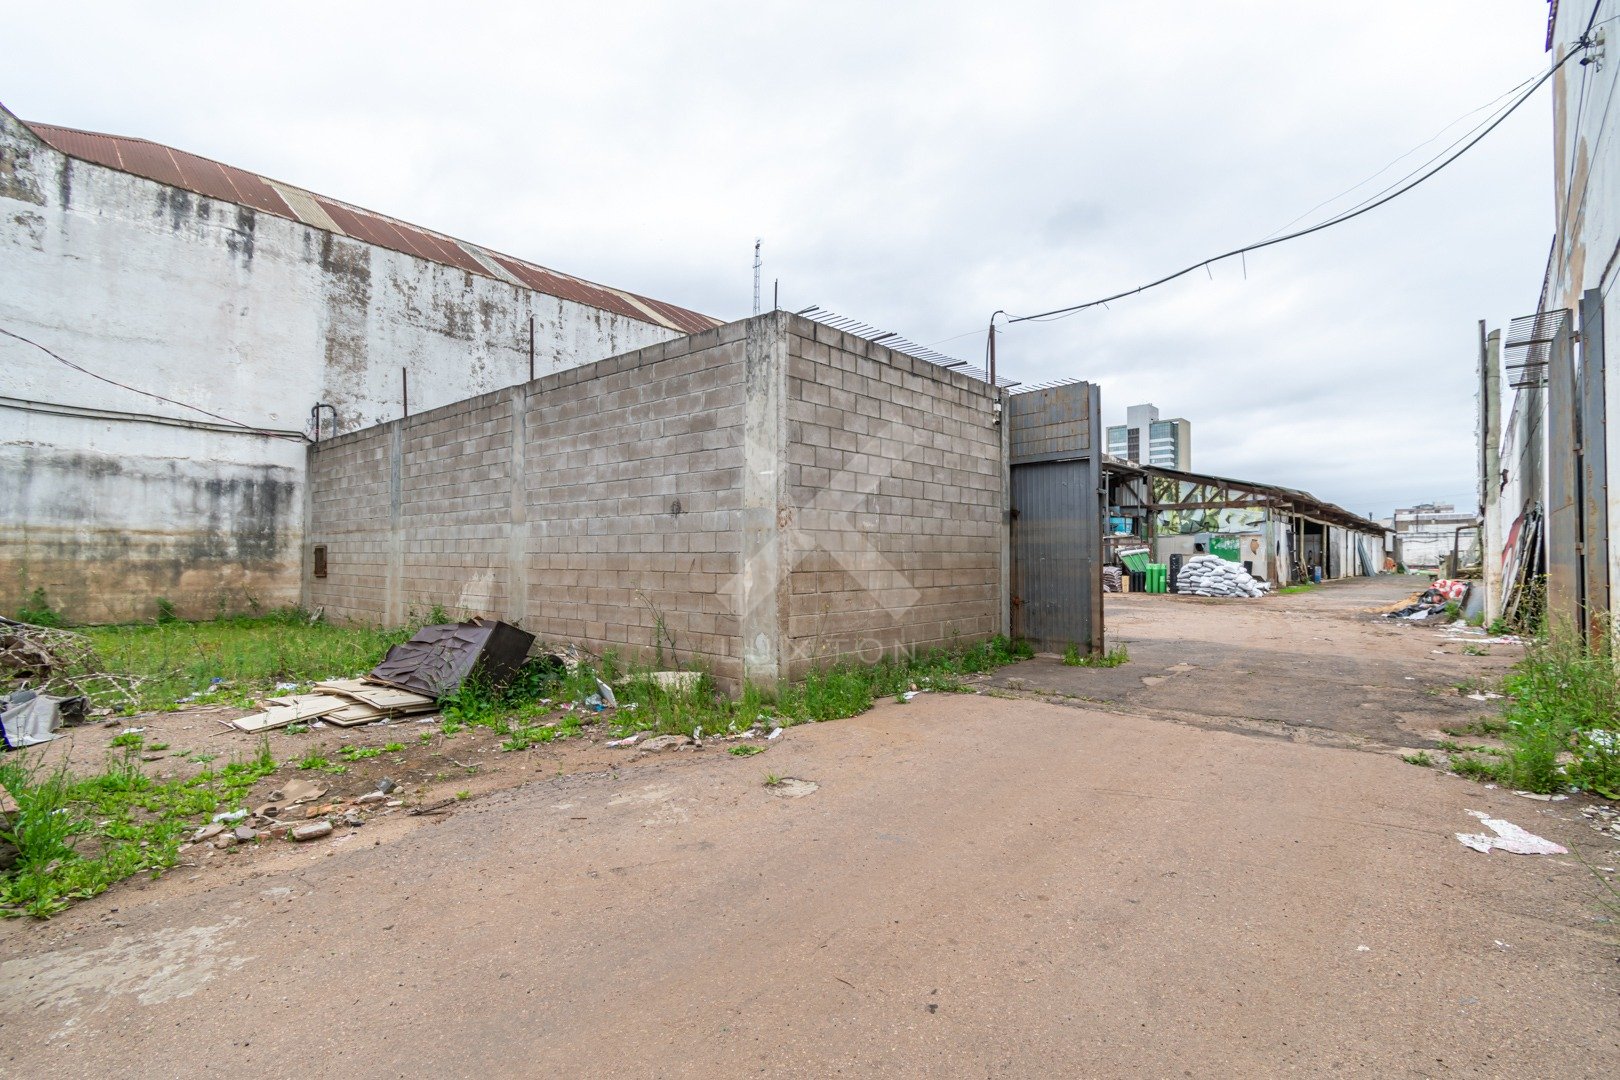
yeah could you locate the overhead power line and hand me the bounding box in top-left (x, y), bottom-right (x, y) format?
top-left (1005, 45), bottom-right (1587, 325)
top-left (0, 326), bottom-right (301, 439)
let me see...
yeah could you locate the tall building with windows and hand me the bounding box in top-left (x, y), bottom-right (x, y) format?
top-left (1106, 403), bottom-right (1191, 470)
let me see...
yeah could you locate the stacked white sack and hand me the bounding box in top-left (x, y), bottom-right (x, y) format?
top-left (1175, 554), bottom-right (1267, 598)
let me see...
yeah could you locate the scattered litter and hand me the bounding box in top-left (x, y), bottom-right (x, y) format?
top-left (767, 727), bottom-right (783, 741)
top-left (1385, 581), bottom-right (1470, 621)
top-left (596, 680), bottom-right (618, 709)
top-left (1513, 791), bottom-right (1568, 802)
top-left (212, 808), bottom-right (249, 824)
top-left (273, 681), bottom-right (300, 691)
top-left (270, 777), bottom-right (326, 805)
top-left (1465, 692), bottom-right (1504, 701)
top-left (1494, 940), bottom-right (1511, 950)
top-left (1356, 945), bottom-right (1370, 952)
top-left (355, 792), bottom-right (388, 805)
top-left (584, 694), bottom-right (606, 711)
top-left (605, 733), bottom-right (642, 748)
top-left (901, 690), bottom-right (921, 702)
top-left (1, 690), bottom-right (80, 749)
top-left (1455, 810), bottom-right (1568, 855)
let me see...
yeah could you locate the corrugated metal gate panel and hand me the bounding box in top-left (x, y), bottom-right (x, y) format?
top-left (1007, 381), bottom-right (1102, 653)
top-left (1580, 288), bottom-right (1609, 630)
top-left (1546, 316), bottom-right (1580, 630)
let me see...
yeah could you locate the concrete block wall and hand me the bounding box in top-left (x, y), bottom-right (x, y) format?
top-left (306, 325), bottom-right (750, 681)
top-left (778, 316), bottom-right (1005, 676)
top-left (304, 312), bottom-right (1007, 687)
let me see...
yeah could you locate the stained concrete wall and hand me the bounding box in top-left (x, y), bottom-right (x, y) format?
top-left (303, 313), bottom-right (1006, 686)
top-left (0, 105), bottom-right (690, 622)
top-left (1549, 4), bottom-right (1620, 620)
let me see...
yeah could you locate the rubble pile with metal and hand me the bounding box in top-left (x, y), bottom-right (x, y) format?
top-left (231, 618), bottom-right (534, 732)
top-left (1382, 580), bottom-right (1471, 621)
top-left (1175, 555), bottom-right (1269, 598)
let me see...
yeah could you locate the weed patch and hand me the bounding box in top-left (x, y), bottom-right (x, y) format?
top-left (0, 743), bottom-right (278, 917)
top-left (1063, 643), bottom-right (1130, 668)
top-left (1486, 628), bottom-right (1620, 796)
top-left (1402, 751), bottom-right (1434, 767)
top-left (77, 608), bottom-right (415, 713)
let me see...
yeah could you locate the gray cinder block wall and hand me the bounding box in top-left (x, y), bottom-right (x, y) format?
top-left (304, 312), bottom-right (1007, 686)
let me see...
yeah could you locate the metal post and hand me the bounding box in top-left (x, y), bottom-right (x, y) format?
top-left (1481, 325), bottom-right (1504, 621)
top-left (402, 367), bottom-right (409, 419)
top-left (528, 315), bottom-right (535, 383)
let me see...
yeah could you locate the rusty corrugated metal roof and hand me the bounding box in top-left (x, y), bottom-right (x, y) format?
top-left (22, 120), bottom-right (722, 334)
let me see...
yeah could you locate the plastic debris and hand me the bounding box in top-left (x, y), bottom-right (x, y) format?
top-left (605, 733), bottom-right (642, 748)
top-left (212, 808), bottom-right (249, 824)
top-left (901, 690), bottom-right (921, 702)
top-left (767, 727), bottom-right (783, 740)
top-left (596, 680), bottom-right (618, 709)
top-left (1513, 791), bottom-right (1568, 801)
top-left (1455, 810), bottom-right (1568, 855)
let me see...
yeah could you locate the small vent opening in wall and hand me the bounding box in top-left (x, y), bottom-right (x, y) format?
top-left (313, 545), bottom-right (328, 579)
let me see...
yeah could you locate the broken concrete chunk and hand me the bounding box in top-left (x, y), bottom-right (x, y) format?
top-left (638, 734), bottom-right (692, 752)
top-left (233, 826), bottom-right (257, 842)
top-left (355, 792), bottom-right (388, 805)
top-left (192, 823), bottom-right (225, 843)
top-left (292, 821), bottom-right (334, 842)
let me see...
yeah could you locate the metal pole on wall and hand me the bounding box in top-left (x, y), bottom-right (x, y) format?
top-left (528, 315), bottom-right (536, 383)
top-left (402, 367), bottom-right (409, 419)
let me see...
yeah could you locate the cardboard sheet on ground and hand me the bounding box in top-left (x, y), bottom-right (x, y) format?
top-left (1455, 809), bottom-right (1568, 855)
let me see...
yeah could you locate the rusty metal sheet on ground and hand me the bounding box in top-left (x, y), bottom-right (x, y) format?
top-left (368, 620), bottom-right (534, 699)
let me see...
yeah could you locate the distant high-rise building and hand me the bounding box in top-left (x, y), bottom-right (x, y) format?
top-left (1106, 403), bottom-right (1191, 470)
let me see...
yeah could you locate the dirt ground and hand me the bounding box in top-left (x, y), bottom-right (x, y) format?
top-left (2, 576), bottom-right (1617, 1077)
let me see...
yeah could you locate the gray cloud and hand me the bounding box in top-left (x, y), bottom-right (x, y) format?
top-left (3, 1), bottom-right (1556, 516)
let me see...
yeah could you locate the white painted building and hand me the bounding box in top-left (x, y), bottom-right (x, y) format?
top-left (0, 104), bottom-right (720, 623)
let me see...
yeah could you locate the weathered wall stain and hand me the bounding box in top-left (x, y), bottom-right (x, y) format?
top-left (0, 103), bottom-right (696, 623)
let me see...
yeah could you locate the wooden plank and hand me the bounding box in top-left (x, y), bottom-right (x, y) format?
top-left (313, 678), bottom-right (378, 695)
top-left (338, 685), bottom-right (436, 710)
top-left (323, 702), bottom-right (388, 727)
top-left (232, 695), bottom-right (350, 732)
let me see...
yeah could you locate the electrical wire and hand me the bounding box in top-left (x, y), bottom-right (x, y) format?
top-left (1258, 68), bottom-right (1546, 243)
top-left (1006, 46), bottom-right (1585, 325)
top-left (0, 326), bottom-right (303, 439)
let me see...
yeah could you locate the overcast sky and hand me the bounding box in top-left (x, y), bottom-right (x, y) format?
top-left (4, 2), bottom-right (1559, 517)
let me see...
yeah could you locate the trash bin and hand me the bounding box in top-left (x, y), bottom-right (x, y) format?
top-left (1168, 553), bottom-right (1182, 593)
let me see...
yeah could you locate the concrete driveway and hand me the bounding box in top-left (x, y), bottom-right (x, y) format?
top-left (2, 580), bottom-right (1616, 1077)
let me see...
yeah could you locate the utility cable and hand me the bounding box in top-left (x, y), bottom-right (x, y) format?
top-left (1005, 46), bottom-right (1585, 325)
top-left (0, 326), bottom-right (304, 440)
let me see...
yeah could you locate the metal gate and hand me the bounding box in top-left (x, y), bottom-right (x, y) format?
top-left (1007, 382), bottom-right (1103, 653)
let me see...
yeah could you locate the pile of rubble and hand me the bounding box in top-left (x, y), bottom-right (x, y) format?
top-left (1175, 555), bottom-right (1268, 598)
top-left (1383, 579), bottom-right (1470, 621)
top-left (182, 776), bottom-right (401, 850)
top-left (231, 618), bottom-right (536, 732)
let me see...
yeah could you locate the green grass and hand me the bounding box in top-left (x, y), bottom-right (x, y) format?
top-left (438, 635), bottom-right (1035, 747)
top-left (1476, 627), bottom-right (1620, 795)
top-left (1401, 751), bottom-right (1434, 767)
top-left (729, 744), bottom-right (765, 757)
top-left (1062, 643), bottom-right (1130, 668)
top-left (0, 740), bottom-right (278, 917)
top-left (74, 608), bottom-right (414, 713)
top-left (1276, 584), bottom-right (1316, 595)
